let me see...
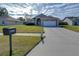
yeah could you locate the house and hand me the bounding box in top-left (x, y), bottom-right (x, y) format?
top-left (33, 14), bottom-right (60, 27)
top-left (0, 15), bottom-right (23, 25)
top-left (63, 17), bottom-right (79, 25)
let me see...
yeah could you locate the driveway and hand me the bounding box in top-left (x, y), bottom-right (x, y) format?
top-left (27, 27), bottom-right (79, 56)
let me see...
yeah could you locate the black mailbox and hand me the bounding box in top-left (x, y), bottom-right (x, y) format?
top-left (3, 28), bottom-right (16, 35)
top-left (3, 27), bottom-right (16, 56)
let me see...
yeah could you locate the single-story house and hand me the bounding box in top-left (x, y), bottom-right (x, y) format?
top-left (63, 17), bottom-right (79, 25)
top-left (0, 15), bottom-right (23, 25)
top-left (32, 14), bottom-right (60, 27)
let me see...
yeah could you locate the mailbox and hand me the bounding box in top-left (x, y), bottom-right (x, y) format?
top-left (3, 27), bottom-right (16, 56)
top-left (3, 28), bottom-right (16, 35)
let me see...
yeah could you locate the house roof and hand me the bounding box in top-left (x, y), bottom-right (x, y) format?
top-left (0, 15), bottom-right (20, 22)
top-left (34, 14), bottom-right (60, 21)
top-left (47, 16), bottom-right (60, 20)
top-left (63, 17), bottom-right (79, 21)
top-left (35, 14), bottom-right (48, 18)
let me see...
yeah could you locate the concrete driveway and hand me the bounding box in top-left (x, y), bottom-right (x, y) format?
top-left (27, 27), bottom-right (79, 56)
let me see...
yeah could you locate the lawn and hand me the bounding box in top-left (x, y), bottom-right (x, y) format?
top-left (0, 36), bottom-right (41, 56)
top-left (63, 25), bottom-right (79, 32)
top-left (0, 25), bottom-right (44, 33)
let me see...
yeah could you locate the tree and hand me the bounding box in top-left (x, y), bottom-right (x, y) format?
top-left (31, 3), bottom-right (54, 15)
top-left (0, 7), bottom-right (8, 16)
top-left (17, 17), bottom-right (25, 22)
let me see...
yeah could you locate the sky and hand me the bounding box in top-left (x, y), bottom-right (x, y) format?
top-left (0, 3), bottom-right (79, 19)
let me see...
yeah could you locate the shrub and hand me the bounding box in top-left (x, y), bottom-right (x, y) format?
top-left (59, 22), bottom-right (68, 25)
top-left (23, 22), bottom-right (35, 25)
top-left (17, 17), bottom-right (25, 22)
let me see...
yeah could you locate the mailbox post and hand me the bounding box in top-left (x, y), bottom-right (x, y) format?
top-left (3, 27), bottom-right (16, 56)
top-left (9, 34), bottom-right (12, 56)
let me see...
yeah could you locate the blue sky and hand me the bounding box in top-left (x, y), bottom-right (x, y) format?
top-left (0, 3), bottom-right (79, 19)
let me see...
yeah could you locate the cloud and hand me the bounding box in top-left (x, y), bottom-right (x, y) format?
top-left (0, 3), bottom-right (79, 19)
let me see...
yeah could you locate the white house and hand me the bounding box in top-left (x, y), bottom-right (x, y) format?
top-left (63, 17), bottom-right (79, 25)
top-left (0, 15), bottom-right (23, 25)
top-left (33, 14), bottom-right (60, 27)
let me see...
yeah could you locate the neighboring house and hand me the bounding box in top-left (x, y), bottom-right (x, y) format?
top-left (32, 14), bottom-right (60, 27)
top-left (63, 17), bottom-right (79, 25)
top-left (0, 15), bottom-right (23, 25)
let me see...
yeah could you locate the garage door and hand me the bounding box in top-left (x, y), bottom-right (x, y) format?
top-left (42, 21), bottom-right (57, 27)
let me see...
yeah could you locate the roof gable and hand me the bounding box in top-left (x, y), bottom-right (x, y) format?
top-left (63, 17), bottom-right (79, 21)
top-left (0, 15), bottom-right (17, 21)
top-left (35, 14), bottom-right (47, 18)
top-left (34, 14), bottom-right (60, 21)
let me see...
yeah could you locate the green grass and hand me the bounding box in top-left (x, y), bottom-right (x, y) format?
top-left (0, 36), bottom-right (41, 56)
top-left (0, 25), bottom-right (44, 33)
top-left (63, 25), bottom-right (79, 32)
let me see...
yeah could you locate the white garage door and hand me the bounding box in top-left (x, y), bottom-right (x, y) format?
top-left (42, 21), bottom-right (57, 27)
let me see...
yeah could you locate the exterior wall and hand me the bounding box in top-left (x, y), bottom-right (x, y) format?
top-left (40, 18), bottom-right (59, 26)
top-left (56, 20), bottom-right (59, 26)
top-left (40, 18), bottom-right (48, 26)
top-left (76, 21), bottom-right (79, 25)
top-left (0, 20), bottom-right (3, 25)
top-left (28, 17), bottom-right (59, 26)
top-left (64, 18), bottom-right (73, 25)
top-left (0, 20), bottom-right (23, 25)
top-left (42, 21), bottom-right (57, 27)
top-left (33, 17), bottom-right (59, 26)
top-left (75, 20), bottom-right (79, 25)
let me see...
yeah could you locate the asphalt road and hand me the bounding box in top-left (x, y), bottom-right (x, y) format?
top-left (27, 27), bottom-right (79, 56)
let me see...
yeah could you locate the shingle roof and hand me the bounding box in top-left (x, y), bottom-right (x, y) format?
top-left (35, 14), bottom-right (48, 18)
top-left (63, 17), bottom-right (79, 21)
top-left (0, 15), bottom-right (19, 21)
top-left (34, 14), bottom-right (60, 21)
